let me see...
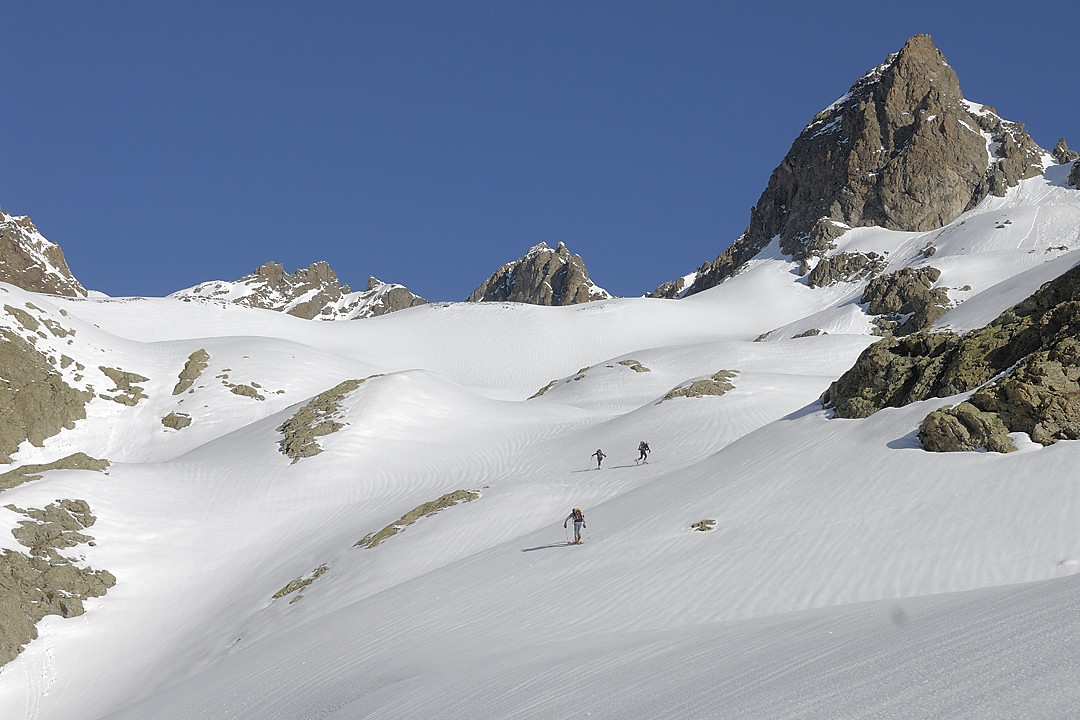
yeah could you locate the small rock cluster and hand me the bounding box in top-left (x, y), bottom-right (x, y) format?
top-left (860, 266), bottom-right (951, 335)
top-left (98, 366), bottom-right (149, 406)
top-left (272, 564), bottom-right (328, 604)
top-left (355, 490), bottom-right (480, 549)
top-left (658, 370), bottom-right (737, 404)
top-left (805, 252), bottom-right (888, 288)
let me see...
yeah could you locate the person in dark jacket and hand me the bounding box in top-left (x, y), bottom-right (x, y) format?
top-left (592, 448), bottom-right (606, 469)
top-left (636, 440), bottom-right (650, 465)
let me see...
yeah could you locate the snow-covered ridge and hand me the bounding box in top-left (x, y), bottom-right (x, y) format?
top-left (170, 261), bottom-right (427, 320)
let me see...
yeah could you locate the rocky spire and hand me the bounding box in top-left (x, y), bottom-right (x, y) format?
top-left (652, 34), bottom-right (1051, 298)
top-left (172, 261), bottom-right (427, 320)
top-left (0, 208), bottom-right (87, 297)
top-left (467, 242), bottom-right (612, 305)
top-left (1052, 138), bottom-right (1079, 165)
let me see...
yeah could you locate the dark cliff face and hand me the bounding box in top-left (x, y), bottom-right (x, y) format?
top-left (0, 209), bottom-right (87, 298)
top-left (468, 242), bottom-right (611, 306)
top-left (653, 34), bottom-right (1048, 299)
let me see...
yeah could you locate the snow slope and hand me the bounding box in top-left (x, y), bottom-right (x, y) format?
top-left (2, 169), bottom-right (1080, 719)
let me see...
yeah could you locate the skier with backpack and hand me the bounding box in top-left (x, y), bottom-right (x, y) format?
top-left (564, 507), bottom-right (586, 544)
top-left (636, 440), bottom-right (650, 465)
top-left (592, 448), bottom-right (606, 469)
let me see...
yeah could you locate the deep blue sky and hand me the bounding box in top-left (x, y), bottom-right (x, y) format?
top-left (3, 1), bottom-right (1077, 300)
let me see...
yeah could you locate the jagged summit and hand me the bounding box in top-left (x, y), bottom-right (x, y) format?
top-left (468, 241), bottom-right (612, 305)
top-left (171, 260), bottom-right (427, 320)
top-left (653, 34), bottom-right (1054, 298)
top-left (0, 207), bottom-right (87, 297)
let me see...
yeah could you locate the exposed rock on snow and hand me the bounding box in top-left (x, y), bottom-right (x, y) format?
top-left (0, 453), bottom-right (110, 492)
top-left (658, 370), bottom-right (737, 403)
top-left (97, 366), bottom-right (149, 406)
top-left (354, 490), bottom-right (480, 549)
top-left (0, 208), bottom-right (87, 298)
top-left (1070, 159), bottom-right (1080, 189)
top-left (617, 359), bottom-right (651, 373)
top-left (0, 328), bottom-right (93, 463)
top-left (272, 564), bottom-right (328, 604)
top-left (161, 412), bottom-right (192, 430)
top-left (654, 34), bottom-right (1050, 298)
top-left (805, 251), bottom-right (888, 288)
top-left (467, 242), bottom-right (611, 306)
top-left (861, 266), bottom-right (951, 335)
top-left (0, 500), bottom-right (115, 668)
top-left (921, 330), bottom-right (1080, 452)
top-left (355, 276), bottom-right (429, 317)
top-left (172, 262), bottom-right (427, 320)
top-left (228, 383), bottom-right (264, 400)
top-left (528, 379), bottom-right (558, 399)
top-left (277, 378), bottom-right (376, 463)
top-left (1052, 138), bottom-right (1079, 165)
top-left (826, 264), bottom-right (1080, 452)
top-left (172, 349), bottom-right (210, 395)
top-left (919, 401), bottom-right (1017, 453)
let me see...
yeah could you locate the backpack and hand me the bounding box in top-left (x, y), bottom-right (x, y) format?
top-left (572, 508), bottom-right (583, 522)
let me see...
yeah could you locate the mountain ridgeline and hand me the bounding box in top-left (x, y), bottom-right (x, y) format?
top-left (0, 32), bottom-right (1076, 465)
top-left (651, 33), bottom-right (1055, 299)
top-left (171, 261), bottom-right (428, 320)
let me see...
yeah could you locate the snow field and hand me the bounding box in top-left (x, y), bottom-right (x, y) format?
top-left (2, 171), bottom-right (1080, 717)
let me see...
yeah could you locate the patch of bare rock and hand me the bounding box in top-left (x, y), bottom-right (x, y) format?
top-left (0, 499), bottom-right (115, 667)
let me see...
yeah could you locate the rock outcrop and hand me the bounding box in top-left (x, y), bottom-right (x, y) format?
top-left (653, 34), bottom-right (1049, 298)
top-left (1052, 138), bottom-right (1079, 165)
top-left (172, 262), bottom-right (427, 320)
top-left (0, 326), bottom-right (94, 463)
top-left (657, 370), bottom-right (738, 404)
top-left (806, 252), bottom-right (888, 288)
top-left (0, 453), bottom-right (109, 492)
top-left (1070, 160), bottom-right (1080, 189)
top-left (1, 499), bottom-right (116, 667)
top-left (860, 266), bottom-right (951, 335)
top-left (0, 208), bottom-right (87, 297)
top-left (468, 242), bottom-right (611, 305)
top-left (173, 349), bottom-right (211, 395)
top-left (277, 378), bottom-right (380, 463)
top-left (824, 263), bottom-right (1080, 452)
top-left (355, 490), bottom-right (480, 549)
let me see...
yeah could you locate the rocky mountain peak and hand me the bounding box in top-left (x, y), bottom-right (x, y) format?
top-left (467, 241), bottom-right (612, 305)
top-left (653, 34), bottom-right (1052, 298)
top-left (172, 261), bottom-right (426, 320)
top-left (0, 207), bottom-right (87, 297)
